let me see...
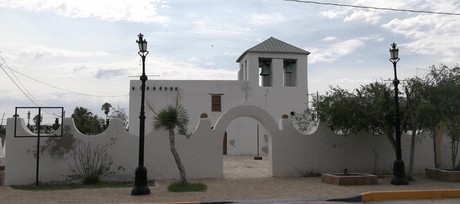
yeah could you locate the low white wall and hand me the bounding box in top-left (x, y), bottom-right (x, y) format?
top-left (3, 105), bottom-right (448, 185)
top-left (0, 138), bottom-right (4, 166)
top-left (4, 117), bottom-right (220, 185)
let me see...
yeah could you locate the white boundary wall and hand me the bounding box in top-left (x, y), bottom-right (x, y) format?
top-left (3, 105), bottom-right (449, 185)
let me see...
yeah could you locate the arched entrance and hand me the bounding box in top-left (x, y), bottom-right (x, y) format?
top-left (213, 105), bottom-right (279, 178)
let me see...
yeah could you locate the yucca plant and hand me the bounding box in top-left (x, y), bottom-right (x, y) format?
top-left (153, 104), bottom-right (189, 185)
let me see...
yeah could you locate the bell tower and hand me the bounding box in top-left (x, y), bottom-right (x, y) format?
top-left (236, 37), bottom-right (310, 90)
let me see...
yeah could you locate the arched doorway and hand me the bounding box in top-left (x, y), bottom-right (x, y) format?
top-left (213, 105), bottom-right (279, 178)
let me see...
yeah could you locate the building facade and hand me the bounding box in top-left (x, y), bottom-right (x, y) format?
top-left (129, 37), bottom-right (310, 155)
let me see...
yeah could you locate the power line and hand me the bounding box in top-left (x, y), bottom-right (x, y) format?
top-left (0, 56), bottom-right (41, 107)
top-left (285, 0), bottom-right (460, 16)
top-left (0, 55), bottom-right (128, 98)
top-left (9, 68), bottom-right (128, 98)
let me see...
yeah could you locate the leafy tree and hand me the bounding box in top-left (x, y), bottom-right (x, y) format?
top-left (401, 77), bottom-right (431, 178)
top-left (32, 114), bottom-right (43, 133)
top-left (313, 86), bottom-right (365, 135)
top-left (420, 64), bottom-right (460, 169)
top-left (153, 104), bottom-right (189, 185)
top-left (71, 107), bottom-right (102, 135)
top-left (110, 105), bottom-right (129, 131)
top-left (101, 102), bottom-right (112, 128)
top-left (313, 82), bottom-right (397, 149)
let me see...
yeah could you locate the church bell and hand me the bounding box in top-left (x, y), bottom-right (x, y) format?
top-left (259, 63), bottom-right (271, 76)
top-left (284, 64), bottom-right (293, 73)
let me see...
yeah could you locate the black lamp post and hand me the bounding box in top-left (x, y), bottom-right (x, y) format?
top-left (132, 33), bottom-right (151, 195)
top-left (27, 111), bottom-right (31, 130)
top-left (389, 42), bottom-right (409, 185)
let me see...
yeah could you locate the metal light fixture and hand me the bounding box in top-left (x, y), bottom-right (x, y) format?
top-left (132, 33), bottom-right (151, 195)
top-left (389, 42), bottom-right (408, 185)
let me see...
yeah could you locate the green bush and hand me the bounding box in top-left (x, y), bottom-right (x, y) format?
top-left (167, 182), bottom-right (207, 192)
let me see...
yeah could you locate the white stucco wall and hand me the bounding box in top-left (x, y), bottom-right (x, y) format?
top-left (4, 117), bottom-right (221, 185)
top-left (129, 52), bottom-right (309, 155)
top-left (3, 104), bottom-right (451, 185)
top-left (0, 138), bottom-right (4, 166)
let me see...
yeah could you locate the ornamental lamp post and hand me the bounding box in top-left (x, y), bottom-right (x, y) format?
top-left (389, 42), bottom-right (409, 185)
top-left (27, 111), bottom-right (31, 130)
top-left (132, 33), bottom-right (151, 195)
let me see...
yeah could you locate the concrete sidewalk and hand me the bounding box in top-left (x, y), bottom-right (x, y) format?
top-left (1, 176), bottom-right (460, 203)
top-left (1, 156), bottom-right (459, 203)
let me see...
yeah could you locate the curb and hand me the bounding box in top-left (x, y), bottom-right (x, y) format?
top-left (360, 189), bottom-right (460, 202)
top-left (327, 189), bottom-right (460, 202)
top-left (158, 189), bottom-right (460, 203)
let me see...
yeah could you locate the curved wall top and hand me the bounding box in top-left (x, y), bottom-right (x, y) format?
top-left (213, 104), bottom-right (280, 137)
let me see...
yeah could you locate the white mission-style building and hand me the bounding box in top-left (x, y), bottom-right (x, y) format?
top-left (129, 37), bottom-right (310, 155)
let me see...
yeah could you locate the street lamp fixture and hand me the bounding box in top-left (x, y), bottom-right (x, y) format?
top-left (131, 33), bottom-right (151, 195)
top-left (389, 42), bottom-right (408, 185)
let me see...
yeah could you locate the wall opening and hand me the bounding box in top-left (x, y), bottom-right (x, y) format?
top-left (258, 58), bottom-right (272, 87)
top-left (223, 117), bottom-right (270, 178)
top-left (284, 59), bottom-right (297, 87)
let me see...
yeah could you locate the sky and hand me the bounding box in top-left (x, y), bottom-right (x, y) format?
top-left (1, 0), bottom-right (460, 125)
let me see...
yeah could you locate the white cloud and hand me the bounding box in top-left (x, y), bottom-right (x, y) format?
top-left (191, 20), bottom-right (251, 34)
top-left (322, 36), bottom-right (336, 41)
top-left (150, 56), bottom-right (236, 80)
top-left (308, 37), bottom-right (375, 63)
top-left (0, 0), bottom-right (170, 24)
top-left (343, 9), bottom-right (381, 24)
top-left (249, 13), bottom-right (285, 25)
top-left (382, 12), bottom-right (460, 62)
top-left (18, 46), bottom-right (107, 59)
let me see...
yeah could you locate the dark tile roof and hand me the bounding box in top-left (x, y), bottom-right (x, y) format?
top-left (236, 37), bottom-right (310, 62)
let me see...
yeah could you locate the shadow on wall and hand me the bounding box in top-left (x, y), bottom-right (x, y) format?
top-left (3, 104), bottom-right (442, 185)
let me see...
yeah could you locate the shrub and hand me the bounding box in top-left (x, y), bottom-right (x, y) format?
top-left (167, 182), bottom-right (207, 192)
top-left (69, 142), bottom-right (113, 184)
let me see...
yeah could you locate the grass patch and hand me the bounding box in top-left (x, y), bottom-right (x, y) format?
top-left (11, 180), bottom-right (155, 191)
top-left (167, 182), bottom-right (207, 192)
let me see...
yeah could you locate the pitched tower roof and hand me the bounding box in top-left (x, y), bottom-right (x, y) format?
top-left (236, 37), bottom-right (310, 62)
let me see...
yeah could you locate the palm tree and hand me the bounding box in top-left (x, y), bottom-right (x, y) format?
top-left (101, 102), bottom-right (112, 128)
top-left (72, 107), bottom-right (102, 135)
top-left (153, 104), bottom-right (189, 185)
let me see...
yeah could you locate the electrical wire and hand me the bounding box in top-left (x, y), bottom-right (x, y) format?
top-left (9, 68), bottom-right (129, 98)
top-left (285, 0), bottom-right (460, 16)
top-left (0, 55), bottom-right (128, 98)
top-left (1, 54), bottom-right (128, 118)
top-left (0, 56), bottom-right (41, 107)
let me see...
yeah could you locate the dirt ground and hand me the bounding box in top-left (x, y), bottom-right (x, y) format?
top-left (1, 155), bottom-right (460, 203)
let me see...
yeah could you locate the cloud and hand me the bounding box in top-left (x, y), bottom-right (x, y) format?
top-left (18, 46), bottom-right (108, 60)
top-left (319, 1), bottom-right (412, 25)
top-left (95, 68), bottom-right (128, 79)
top-left (322, 36), bottom-right (336, 41)
top-left (0, 0), bottom-right (170, 24)
top-left (320, 3), bottom-right (384, 24)
top-left (150, 56), bottom-right (236, 80)
top-left (191, 20), bottom-right (251, 34)
top-left (382, 11), bottom-right (460, 62)
top-left (308, 36), bottom-right (380, 63)
top-left (249, 13), bottom-right (285, 25)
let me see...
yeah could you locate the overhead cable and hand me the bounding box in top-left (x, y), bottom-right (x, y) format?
top-left (285, 0), bottom-right (460, 16)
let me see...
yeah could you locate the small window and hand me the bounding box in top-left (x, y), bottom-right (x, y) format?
top-left (211, 94), bottom-right (223, 112)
